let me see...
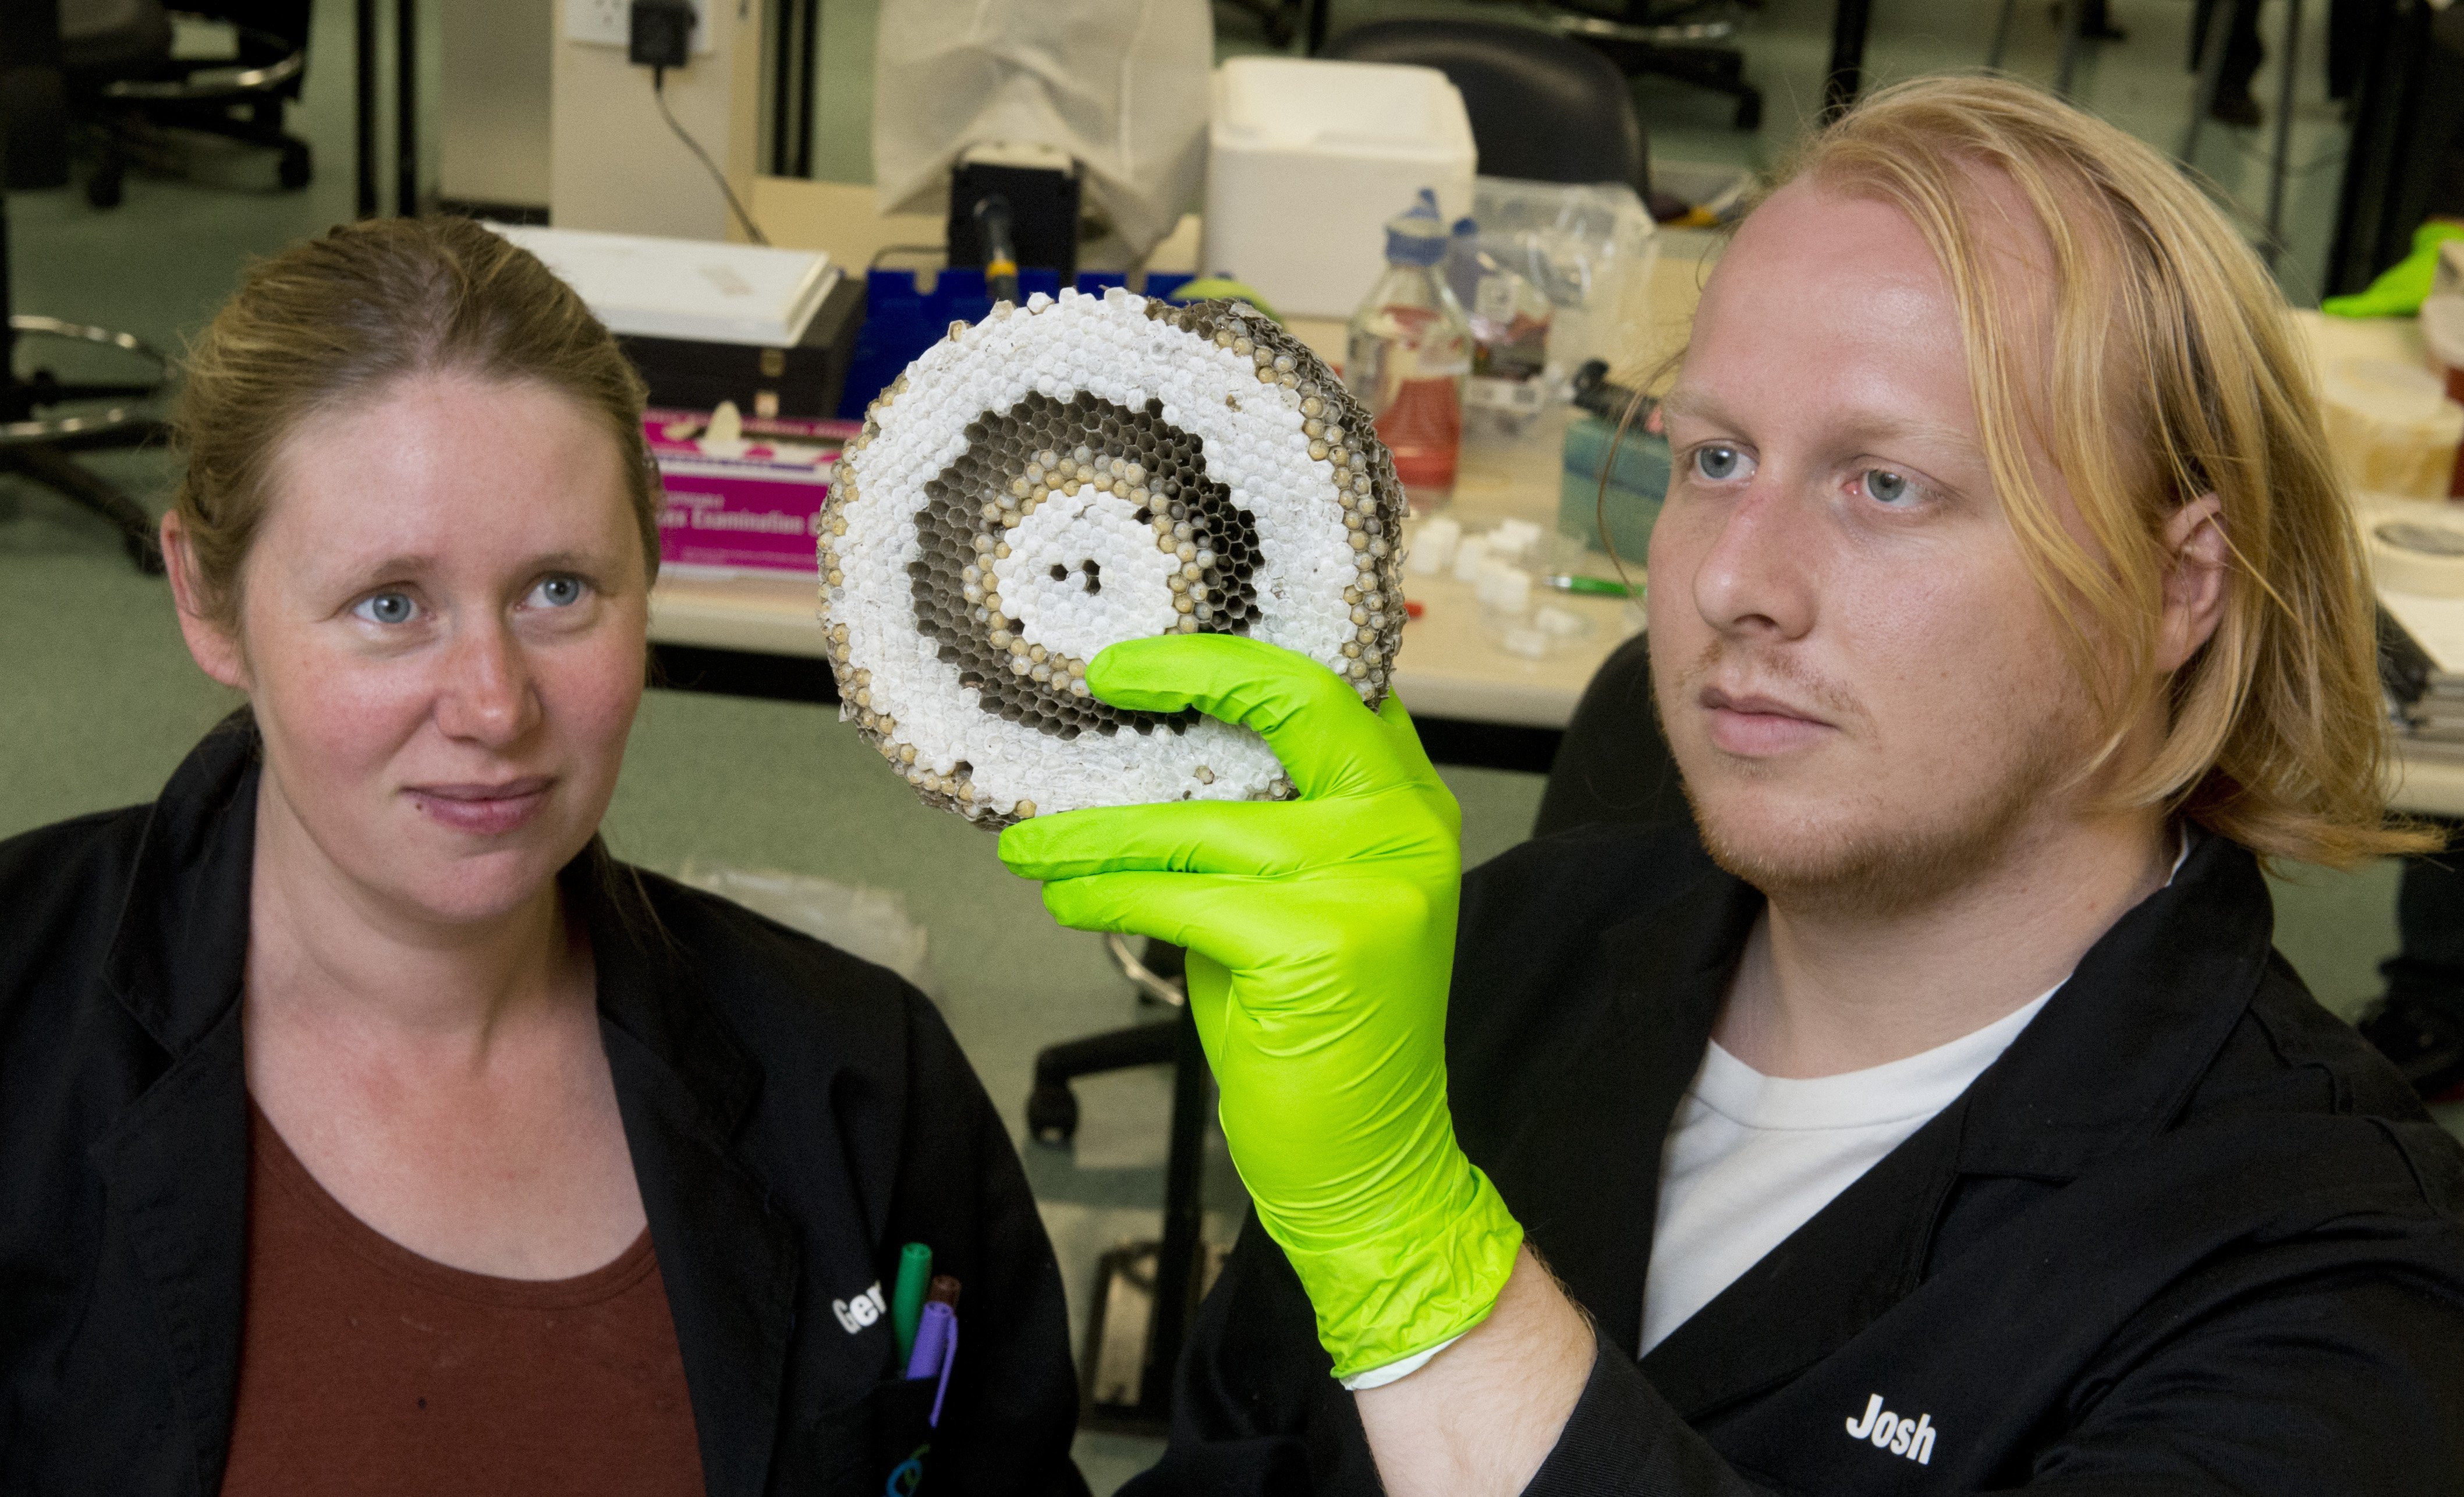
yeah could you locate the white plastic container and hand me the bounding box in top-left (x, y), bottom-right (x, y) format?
top-left (2320, 357), bottom-right (2464, 501)
top-left (1201, 56), bottom-right (1477, 320)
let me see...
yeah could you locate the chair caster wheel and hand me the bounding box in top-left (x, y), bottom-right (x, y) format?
top-left (1733, 92), bottom-right (1763, 132)
top-left (1027, 1082), bottom-right (1079, 1145)
top-left (86, 167), bottom-right (123, 210)
top-left (278, 144), bottom-right (311, 190)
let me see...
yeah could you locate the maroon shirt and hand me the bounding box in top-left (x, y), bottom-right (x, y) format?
top-left (220, 1102), bottom-right (707, 1496)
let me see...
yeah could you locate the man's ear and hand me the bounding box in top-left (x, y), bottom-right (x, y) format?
top-left (2155, 493), bottom-right (2228, 674)
top-left (161, 511), bottom-right (250, 691)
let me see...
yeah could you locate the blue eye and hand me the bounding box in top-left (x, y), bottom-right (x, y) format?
top-left (1694, 445), bottom-right (1751, 482)
top-left (530, 574), bottom-right (587, 608)
top-left (353, 591), bottom-right (416, 625)
top-left (1864, 468), bottom-right (1916, 505)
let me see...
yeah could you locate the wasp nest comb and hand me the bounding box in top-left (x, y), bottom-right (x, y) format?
top-left (820, 288), bottom-right (1409, 827)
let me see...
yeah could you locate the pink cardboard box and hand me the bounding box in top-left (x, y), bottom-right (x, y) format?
top-left (647, 407), bottom-right (861, 575)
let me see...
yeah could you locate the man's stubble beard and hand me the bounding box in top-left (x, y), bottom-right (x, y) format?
top-left (1664, 640), bottom-right (2097, 923)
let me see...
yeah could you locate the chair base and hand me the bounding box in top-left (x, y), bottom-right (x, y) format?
top-left (84, 97), bottom-right (311, 209)
top-left (1077, 1237), bottom-right (1231, 1434)
top-left (0, 310), bottom-right (171, 573)
top-left (1029, 938), bottom-right (1215, 1427)
top-left (0, 432), bottom-right (165, 571)
top-left (1027, 1019), bottom-right (1179, 1145)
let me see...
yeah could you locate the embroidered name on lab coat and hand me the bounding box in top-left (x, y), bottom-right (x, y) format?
top-left (1846, 1394), bottom-right (1936, 1464)
top-left (831, 1280), bottom-right (888, 1334)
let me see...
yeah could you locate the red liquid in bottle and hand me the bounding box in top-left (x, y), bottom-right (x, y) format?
top-left (1379, 375), bottom-right (1464, 493)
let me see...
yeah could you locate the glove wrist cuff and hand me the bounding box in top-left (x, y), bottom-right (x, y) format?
top-left (1265, 1163), bottom-right (1525, 1381)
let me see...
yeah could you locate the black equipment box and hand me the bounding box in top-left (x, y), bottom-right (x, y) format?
top-left (946, 159), bottom-right (1082, 281)
top-left (616, 271), bottom-right (866, 421)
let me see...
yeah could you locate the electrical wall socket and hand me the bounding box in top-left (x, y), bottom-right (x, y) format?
top-left (564, 0), bottom-right (711, 53)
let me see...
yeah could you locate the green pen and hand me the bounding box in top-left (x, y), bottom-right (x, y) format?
top-left (1543, 573), bottom-right (1640, 599)
top-left (892, 1242), bottom-right (933, 1363)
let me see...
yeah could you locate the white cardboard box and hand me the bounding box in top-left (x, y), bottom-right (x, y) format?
top-left (1200, 56), bottom-right (1477, 320)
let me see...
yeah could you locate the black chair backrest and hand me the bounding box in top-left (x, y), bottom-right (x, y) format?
top-left (1533, 629), bottom-right (1695, 839)
top-left (58, 0), bottom-right (172, 80)
top-left (208, 0), bottom-right (313, 56)
top-left (1322, 17), bottom-right (1648, 194)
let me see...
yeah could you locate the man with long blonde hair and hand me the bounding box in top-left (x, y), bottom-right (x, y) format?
top-left (1001, 73), bottom-right (2464, 1495)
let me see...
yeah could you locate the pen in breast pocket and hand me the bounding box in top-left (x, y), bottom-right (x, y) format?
top-left (891, 1243), bottom-right (932, 1363)
top-left (905, 1300), bottom-right (958, 1426)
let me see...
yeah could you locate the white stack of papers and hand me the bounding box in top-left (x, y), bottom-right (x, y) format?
top-left (491, 225), bottom-right (838, 348)
top-left (2384, 588), bottom-right (2464, 761)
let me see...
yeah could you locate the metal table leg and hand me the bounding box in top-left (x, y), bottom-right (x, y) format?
top-left (355, 0), bottom-right (376, 217)
top-left (2180, 0), bottom-right (2238, 164)
top-left (395, 0), bottom-right (416, 215)
top-left (1138, 1000), bottom-right (1211, 1414)
top-left (1824, 0), bottom-right (1876, 119)
top-left (2054, 0), bottom-right (2089, 95)
top-left (2263, 0), bottom-right (2305, 266)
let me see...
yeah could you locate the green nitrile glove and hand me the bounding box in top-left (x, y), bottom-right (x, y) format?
top-left (998, 635), bottom-right (1523, 1379)
top-left (2322, 220), bottom-right (2464, 318)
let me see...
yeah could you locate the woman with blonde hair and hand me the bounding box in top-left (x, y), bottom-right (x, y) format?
top-left (0, 215), bottom-right (1085, 1496)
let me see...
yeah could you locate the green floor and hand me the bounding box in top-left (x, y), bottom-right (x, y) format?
top-left (0, 1), bottom-right (2450, 1489)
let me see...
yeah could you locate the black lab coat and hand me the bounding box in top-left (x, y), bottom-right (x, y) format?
top-left (1131, 825), bottom-right (2464, 1495)
top-left (0, 721), bottom-right (1087, 1497)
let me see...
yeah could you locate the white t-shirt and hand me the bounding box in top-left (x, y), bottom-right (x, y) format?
top-left (1636, 989), bottom-right (2054, 1354)
top-left (1350, 1001), bottom-right (2059, 1400)
top-left (1346, 995), bottom-right (2055, 1390)
top-left (1636, 832), bottom-right (2186, 1354)
top-left (1352, 836), bottom-right (2187, 1388)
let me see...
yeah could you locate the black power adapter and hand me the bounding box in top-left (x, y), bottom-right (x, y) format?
top-left (628, 0), bottom-right (769, 243)
top-left (628, 0), bottom-right (694, 68)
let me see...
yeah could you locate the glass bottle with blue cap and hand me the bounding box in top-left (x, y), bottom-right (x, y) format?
top-left (1345, 189), bottom-right (1474, 514)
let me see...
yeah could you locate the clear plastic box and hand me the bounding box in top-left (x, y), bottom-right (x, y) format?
top-left (1463, 176), bottom-right (1660, 386)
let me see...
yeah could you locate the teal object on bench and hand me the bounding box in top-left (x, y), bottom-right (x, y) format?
top-left (1558, 412), bottom-right (1669, 565)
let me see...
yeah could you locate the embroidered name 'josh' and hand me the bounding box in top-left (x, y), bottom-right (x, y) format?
top-left (1846, 1394), bottom-right (1935, 1464)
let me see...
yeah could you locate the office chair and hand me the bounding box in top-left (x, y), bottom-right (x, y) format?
top-left (1323, 17), bottom-right (1662, 204)
top-left (1212, 0), bottom-right (1301, 49)
top-left (63, 0), bottom-right (311, 209)
top-left (1524, 0), bottom-right (1764, 133)
top-left (0, 294), bottom-right (171, 572)
top-left (1027, 933), bottom-right (1212, 1432)
top-left (0, 5), bottom-right (173, 567)
top-left (1027, 935), bottom-right (1192, 1146)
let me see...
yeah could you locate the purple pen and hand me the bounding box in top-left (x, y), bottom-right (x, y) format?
top-left (904, 1299), bottom-right (958, 1425)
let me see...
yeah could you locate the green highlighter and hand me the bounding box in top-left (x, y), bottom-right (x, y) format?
top-left (892, 1243), bottom-right (933, 1363)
